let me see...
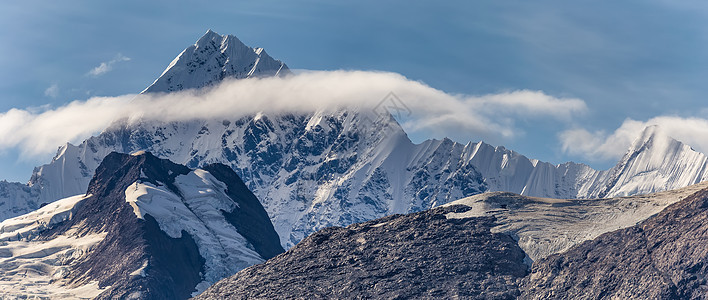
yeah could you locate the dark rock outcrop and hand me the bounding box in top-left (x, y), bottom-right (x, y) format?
top-left (194, 205), bottom-right (529, 299)
top-left (521, 188), bottom-right (708, 299)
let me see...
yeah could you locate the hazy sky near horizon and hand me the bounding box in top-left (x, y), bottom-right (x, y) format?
top-left (1, 0), bottom-right (707, 182)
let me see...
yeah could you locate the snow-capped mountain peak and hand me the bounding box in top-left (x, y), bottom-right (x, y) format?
top-left (196, 29), bottom-right (222, 44)
top-left (595, 125), bottom-right (708, 198)
top-left (142, 29), bottom-right (290, 94)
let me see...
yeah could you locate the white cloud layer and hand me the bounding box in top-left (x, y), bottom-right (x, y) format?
top-left (0, 71), bottom-right (586, 157)
top-left (560, 116), bottom-right (708, 161)
top-left (88, 54), bottom-right (131, 76)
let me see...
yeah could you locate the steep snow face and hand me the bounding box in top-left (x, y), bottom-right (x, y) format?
top-left (28, 142), bottom-right (107, 205)
top-left (142, 29), bottom-right (289, 94)
top-left (0, 194), bottom-right (107, 299)
top-left (124, 169), bottom-right (264, 295)
top-left (587, 125), bottom-right (708, 198)
top-left (445, 180), bottom-right (708, 262)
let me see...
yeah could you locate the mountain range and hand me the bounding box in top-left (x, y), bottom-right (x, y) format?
top-left (11, 31), bottom-right (708, 247)
top-left (0, 30), bottom-right (706, 299)
top-left (5, 150), bottom-right (703, 299)
top-left (2, 30), bottom-right (707, 250)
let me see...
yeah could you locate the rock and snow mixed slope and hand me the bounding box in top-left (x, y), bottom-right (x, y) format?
top-left (0, 151), bottom-right (282, 299)
top-left (0, 180), bottom-right (40, 221)
top-left (588, 125), bottom-right (708, 198)
top-left (25, 109), bottom-right (708, 249)
top-left (4, 31), bottom-right (708, 249)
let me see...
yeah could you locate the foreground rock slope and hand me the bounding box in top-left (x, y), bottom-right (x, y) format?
top-left (445, 181), bottom-right (708, 262)
top-left (196, 182), bottom-right (708, 299)
top-left (195, 206), bottom-right (529, 299)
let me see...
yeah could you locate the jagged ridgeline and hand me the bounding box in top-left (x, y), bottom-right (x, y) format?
top-left (3, 30), bottom-right (708, 251)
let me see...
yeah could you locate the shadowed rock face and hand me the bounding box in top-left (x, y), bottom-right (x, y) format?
top-left (521, 188), bottom-right (708, 299)
top-left (194, 205), bottom-right (530, 300)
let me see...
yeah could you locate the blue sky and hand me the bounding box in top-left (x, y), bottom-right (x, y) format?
top-left (1, 0), bottom-right (707, 182)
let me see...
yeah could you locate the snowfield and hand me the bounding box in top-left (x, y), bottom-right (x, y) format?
top-left (0, 194), bottom-right (107, 299)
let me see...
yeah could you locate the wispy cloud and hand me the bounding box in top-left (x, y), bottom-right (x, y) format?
top-left (87, 53), bottom-right (131, 77)
top-left (0, 70), bottom-right (587, 157)
top-left (44, 83), bottom-right (59, 98)
top-left (560, 116), bottom-right (708, 161)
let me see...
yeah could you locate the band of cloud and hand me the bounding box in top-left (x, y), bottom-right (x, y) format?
top-left (0, 70), bottom-right (587, 157)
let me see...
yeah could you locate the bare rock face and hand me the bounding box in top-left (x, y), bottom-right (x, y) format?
top-left (521, 188), bottom-right (708, 299)
top-left (194, 205), bottom-right (529, 300)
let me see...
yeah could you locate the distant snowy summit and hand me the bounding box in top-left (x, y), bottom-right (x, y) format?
top-left (591, 125), bottom-right (708, 198)
top-left (142, 29), bottom-right (290, 93)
